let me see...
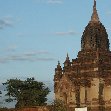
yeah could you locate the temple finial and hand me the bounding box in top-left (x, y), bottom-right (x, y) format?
top-left (94, 0), bottom-right (96, 8)
top-left (58, 61), bottom-right (60, 66)
top-left (67, 53), bottom-right (68, 57)
top-left (66, 53), bottom-right (69, 60)
top-left (90, 0), bottom-right (99, 23)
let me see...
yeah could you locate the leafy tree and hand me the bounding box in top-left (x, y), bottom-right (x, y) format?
top-left (0, 91), bottom-right (2, 108)
top-left (50, 99), bottom-right (67, 111)
top-left (0, 91), bottom-right (2, 97)
top-left (3, 77), bottom-right (50, 108)
top-left (0, 91), bottom-right (2, 95)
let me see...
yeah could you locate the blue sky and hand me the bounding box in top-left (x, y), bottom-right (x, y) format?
top-left (0, 0), bottom-right (111, 83)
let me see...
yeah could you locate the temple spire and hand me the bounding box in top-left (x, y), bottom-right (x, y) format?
top-left (66, 53), bottom-right (69, 60)
top-left (57, 61), bottom-right (60, 67)
top-left (90, 0), bottom-right (99, 23)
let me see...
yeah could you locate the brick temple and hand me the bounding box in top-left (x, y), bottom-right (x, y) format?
top-left (54, 0), bottom-right (111, 111)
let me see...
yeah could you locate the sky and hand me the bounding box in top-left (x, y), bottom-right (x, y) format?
top-left (0, 0), bottom-right (111, 83)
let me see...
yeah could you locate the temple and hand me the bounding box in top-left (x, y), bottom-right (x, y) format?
top-left (54, 0), bottom-right (111, 111)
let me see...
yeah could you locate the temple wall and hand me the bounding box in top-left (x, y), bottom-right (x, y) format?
top-left (104, 85), bottom-right (111, 104)
top-left (90, 78), bottom-right (99, 100)
top-left (87, 87), bottom-right (91, 102)
top-left (80, 86), bottom-right (85, 104)
top-left (68, 92), bottom-right (76, 105)
top-left (55, 92), bottom-right (64, 101)
top-left (71, 87), bottom-right (76, 103)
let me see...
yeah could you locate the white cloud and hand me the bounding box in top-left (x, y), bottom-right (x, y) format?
top-left (33, 0), bottom-right (63, 4)
top-left (47, 0), bottom-right (63, 4)
top-left (5, 45), bottom-right (17, 52)
top-left (0, 51), bottom-right (55, 63)
top-left (0, 58), bottom-right (7, 63)
top-left (0, 45), bottom-right (17, 53)
top-left (35, 58), bottom-right (55, 61)
top-left (24, 51), bottom-right (50, 56)
top-left (0, 16), bottom-right (14, 29)
top-left (54, 30), bottom-right (78, 36)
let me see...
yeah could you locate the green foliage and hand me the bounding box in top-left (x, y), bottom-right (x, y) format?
top-left (0, 91), bottom-right (2, 108)
top-left (50, 99), bottom-right (67, 111)
top-left (3, 78), bottom-right (50, 108)
top-left (0, 91), bottom-right (2, 98)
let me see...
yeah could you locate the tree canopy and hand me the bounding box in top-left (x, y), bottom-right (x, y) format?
top-left (3, 78), bottom-right (50, 108)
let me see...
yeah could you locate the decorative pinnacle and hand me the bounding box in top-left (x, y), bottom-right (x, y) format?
top-left (66, 53), bottom-right (69, 60)
top-left (58, 61), bottom-right (60, 66)
top-left (94, 0), bottom-right (96, 7)
top-left (90, 0), bottom-right (99, 22)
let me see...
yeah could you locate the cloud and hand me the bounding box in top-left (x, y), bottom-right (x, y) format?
top-left (54, 30), bottom-right (78, 36)
top-left (0, 45), bottom-right (17, 53)
top-left (0, 58), bottom-right (7, 63)
top-left (47, 0), bottom-right (63, 4)
top-left (0, 51), bottom-right (55, 63)
top-left (33, 0), bottom-right (63, 4)
top-left (24, 51), bottom-right (50, 57)
top-left (0, 16), bottom-right (14, 29)
top-left (35, 58), bottom-right (55, 61)
top-left (5, 45), bottom-right (17, 52)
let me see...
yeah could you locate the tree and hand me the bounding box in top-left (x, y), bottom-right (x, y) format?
top-left (0, 91), bottom-right (2, 97)
top-left (0, 91), bottom-right (2, 108)
top-left (50, 99), bottom-right (67, 111)
top-left (3, 77), bottom-right (50, 108)
top-left (0, 91), bottom-right (2, 95)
